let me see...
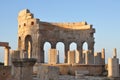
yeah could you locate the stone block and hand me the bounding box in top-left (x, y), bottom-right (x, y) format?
top-left (75, 70), bottom-right (88, 80)
top-left (12, 58), bottom-right (36, 80)
top-left (11, 50), bottom-right (20, 60)
top-left (75, 70), bottom-right (89, 75)
top-left (37, 65), bottom-right (59, 80)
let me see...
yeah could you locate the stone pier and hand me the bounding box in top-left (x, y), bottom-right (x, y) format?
top-left (48, 49), bottom-right (59, 64)
top-left (68, 50), bottom-right (75, 64)
top-left (94, 52), bottom-right (102, 65)
top-left (12, 58), bottom-right (36, 80)
top-left (108, 48), bottom-right (119, 78)
top-left (85, 51), bottom-right (93, 64)
top-left (108, 58), bottom-right (119, 78)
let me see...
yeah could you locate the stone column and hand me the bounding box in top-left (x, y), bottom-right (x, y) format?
top-left (65, 43), bottom-right (69, 63)
top-left (12, 58), bottom-right (36, 80)
top-left (101, 48), bottom-right (105, 65)
top-left (4, 46), bottom-right (10, 66)
top-left (85, 51), bottom-right (89, 64)
top-left (113, 48), bottom-right (117, 58)
top-left (77, 44), bottom-right (82, 64)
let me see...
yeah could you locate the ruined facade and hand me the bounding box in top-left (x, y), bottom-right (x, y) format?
top-left (18, 9), bottom-right (95, 63)
top-left (1, 9), bottom-right (120, 80)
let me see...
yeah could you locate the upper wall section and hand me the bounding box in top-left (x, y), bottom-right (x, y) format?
top-left (40, 21), bottom-right (93, 30)
top-left (50, 22), bottom-right (92, 30)
top-left (18, 9), bottom-right (94, 30)
top-left (18, 9), bottom-right (39, 28)
top-left (18, 9), bottom-right (33, 23)
top-left (18, 9), bottom-right (95, 44)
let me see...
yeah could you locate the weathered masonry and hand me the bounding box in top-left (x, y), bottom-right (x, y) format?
top-left (18, 9), bottom-right (95, 63)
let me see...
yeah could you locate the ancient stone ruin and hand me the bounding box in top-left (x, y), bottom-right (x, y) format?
top-left (17, 9), bottom-right (95, 64)
top-left (0, 9), bottom-right (120, 80)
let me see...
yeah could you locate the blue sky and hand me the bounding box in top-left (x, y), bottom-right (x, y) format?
top-left (0, 0), bottom-right (120, 62)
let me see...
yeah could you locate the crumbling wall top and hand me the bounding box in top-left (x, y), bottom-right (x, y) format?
top-left (18, 9), bottom-right (34, 23)
top-left (40, 21), bottom-right (93, 30)
top-left (18, 9), bottom-right (30, 16)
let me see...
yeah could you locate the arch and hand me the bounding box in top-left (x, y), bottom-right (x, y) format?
top-left (82, 42), bottom-right (88, 63)
top-left (25, 35), bottom-right (32, 58)
top-left (56, 42), bottom-right (65, 63)
top-left (43, 42), bottom-right (51, 63)
top-left (69, 42), bottom-right (77, 51)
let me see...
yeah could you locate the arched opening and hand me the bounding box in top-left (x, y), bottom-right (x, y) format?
top-left (25, 35), bottom-right (32, 58)
top-left (82, 42), bottom-right (88, 51)
top-left (31, 21), bottom-right (34, 25)
top-left (82, 42), bottom-right (88, 64)
top-left (43, 42), bottom-right (51, 63)
top-left (0, 47), bottom-right (4, 63)
top-left (56, 42), bottom-right (65, 63)
top-left (69, 42), bottom-right (77, 51)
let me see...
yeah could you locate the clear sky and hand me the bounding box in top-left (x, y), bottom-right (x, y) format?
top-left (0, 0), bottom-right (120, 62)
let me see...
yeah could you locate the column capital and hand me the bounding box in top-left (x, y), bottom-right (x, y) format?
top-left (5, 46), bottom-right (11, 49)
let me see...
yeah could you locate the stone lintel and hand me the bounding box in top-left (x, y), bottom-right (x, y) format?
top-left (12, 58), bottom-right (36, 67)
top-left (0, 42), bottom-right (9, 47)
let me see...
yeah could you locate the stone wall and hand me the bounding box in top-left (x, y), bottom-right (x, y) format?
top-left (0, 66), bottom-right (12, 80)
top-left (41, 64), bottom-right (105, 76)
top-left (37, 65), bottom-right (59, 80)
